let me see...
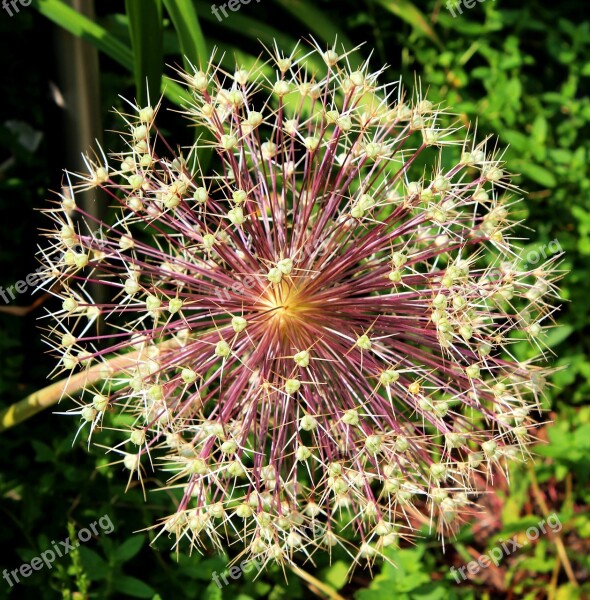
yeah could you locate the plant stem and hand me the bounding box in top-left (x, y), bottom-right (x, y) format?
top-left (290, 564), bottom-right (346, 600)
top-left (0, 340), bottom-right (179, 433)
top-left (527, 463), bottom-right (578, 588)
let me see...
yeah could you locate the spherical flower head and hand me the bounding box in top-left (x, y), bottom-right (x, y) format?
top-left (40, 39), bottom-right (562, 570)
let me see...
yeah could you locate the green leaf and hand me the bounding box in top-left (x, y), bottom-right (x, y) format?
top-left (202, 582), bottom-right (223, 600)
top-left (125, 0), bottom-right (164, 106)
top-left (502, 130), bottom-right (530, 153)
top-left (542, 325), bottom-right (574, 348)
top-left (519, 555), bottom-right (555, 573)
top-left (114, 575), bottom-right (157, 598)
top-left (161, 0), bottom-right (211, 163)
top-left (556, 584), bottom-right (586, 600)
top-left (412, 583), bottom-right (455, 599)
top-left (163, 0), bottom-right (207, 71)
top-left (515, 162), bottom-right (557, 188)
top-left (275, 0), bottom-right (360, 67)
top-left (374, 0), bottom-right (442, 48)
top-left (355, 547), bottom-right (434, 599)
top-left (31, 440), bottom-right (54, 462)
top-left (113, 535), bottom-right (145, 562)
top-left (34, 0), bottom-right (132, 66)
top-left (531, 115), bottom-right (548, 146)
top-left (78, 547), bottom-right (110, 580)
top-left (196, 2), bottom-right (326, 74)
top-left (33, 0), bottom-right (189, 106)
top-left (319, 561), bottom-right (348, 590)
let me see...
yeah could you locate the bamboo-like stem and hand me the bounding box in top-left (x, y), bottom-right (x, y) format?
top-left (0, 340), bottom-right (178, 433)
top-left (55, 0), bottom-right (107, 311)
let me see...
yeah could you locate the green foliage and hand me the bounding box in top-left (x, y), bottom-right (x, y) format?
top-left (161, 0), bottom-right (207, 72)
top-left (32, 0), bottom-right (189, 105)
top-left (355, 546), bottom-right (471, 599)
top-left (125, 0), bottom-right (164, 106)
top-left (2, 0), bottom-right (589, 598)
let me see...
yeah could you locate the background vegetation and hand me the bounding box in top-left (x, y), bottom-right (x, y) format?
top-left (0, 0), bottom-right (588, 598)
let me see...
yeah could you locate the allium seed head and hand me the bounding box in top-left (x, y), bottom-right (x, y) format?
top-left (40, 40), bottom-right (562, 570)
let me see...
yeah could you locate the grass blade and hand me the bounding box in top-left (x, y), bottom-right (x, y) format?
top-left (34, 0), bottom-right (132, 66)
top-left (196, 1), bottom-right (327, 74)
top-left (33, 0), bottom-right (189, 105)
top-left (275, 0), bottom-right (360, 67)
top-left (125, 0), bottom-right (164, 106)
top-left (162, 0), bottom-right (207, 70)
top-left (374, 0), bottom-right (442, 48)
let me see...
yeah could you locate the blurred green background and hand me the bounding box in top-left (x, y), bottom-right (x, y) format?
top-left (0, 0), bottom-right (588, 598)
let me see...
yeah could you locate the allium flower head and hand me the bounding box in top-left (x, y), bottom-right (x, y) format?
top-left (41, 41), bottom-right (561, 569)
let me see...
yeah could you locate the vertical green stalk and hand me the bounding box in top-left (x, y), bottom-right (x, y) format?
top-left (125, 0), bottom-right (164, 106)
top-left (162, 0), bottom-right (207, 71)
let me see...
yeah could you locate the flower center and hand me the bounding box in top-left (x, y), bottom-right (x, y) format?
top-left (264, 279), bottom-right (298, 313)
top-left (260, 279), bottom-right (311, 333)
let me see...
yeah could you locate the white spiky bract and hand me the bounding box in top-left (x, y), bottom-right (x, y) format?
top-left (39, 40), bottom-right (561, 572)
